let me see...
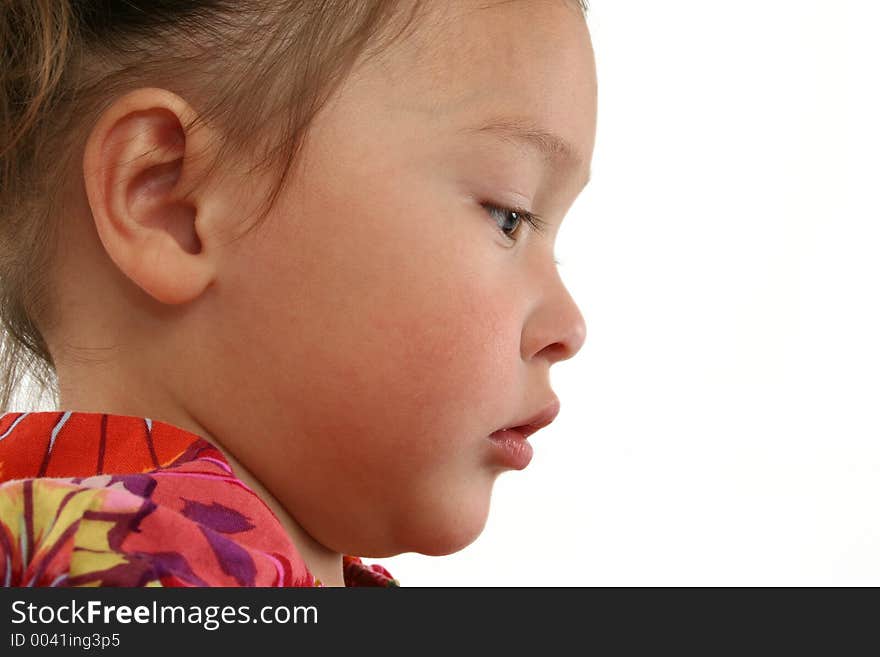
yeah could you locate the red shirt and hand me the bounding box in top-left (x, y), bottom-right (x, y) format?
top-left (0, 411), bottom-right (397, 587)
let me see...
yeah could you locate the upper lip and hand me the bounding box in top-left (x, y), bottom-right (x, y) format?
top-left (500, 397), bottom-right (561, 439)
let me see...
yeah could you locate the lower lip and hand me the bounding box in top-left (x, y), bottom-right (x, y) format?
top-left (488, 429), bottom-right (534, 470)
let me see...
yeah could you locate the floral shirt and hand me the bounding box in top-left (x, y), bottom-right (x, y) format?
top-left (0, 411), bottom-right (398, 587)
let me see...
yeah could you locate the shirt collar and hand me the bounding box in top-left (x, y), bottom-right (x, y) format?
top-left (0, 410), bottom-right (399, 587)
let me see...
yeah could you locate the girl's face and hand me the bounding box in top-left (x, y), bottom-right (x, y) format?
top-left (196, 0), bottom-right (595, 557)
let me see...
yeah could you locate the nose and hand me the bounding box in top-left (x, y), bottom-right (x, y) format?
top-left (521, 272), bottom-right (587, 364)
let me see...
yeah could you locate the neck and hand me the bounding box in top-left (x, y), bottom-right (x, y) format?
top-left (205, 436), bottom-right (346, 587)
top-left (55, 385), bottom-right (346, 587)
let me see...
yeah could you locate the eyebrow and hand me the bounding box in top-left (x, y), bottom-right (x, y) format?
top-left (461, 114), bottom-right (587, 171)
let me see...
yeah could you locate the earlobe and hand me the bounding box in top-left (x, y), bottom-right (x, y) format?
top-left (81, 87), bottom-right (218, 306)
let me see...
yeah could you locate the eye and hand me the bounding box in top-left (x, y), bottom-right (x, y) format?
top-left (481, 202), bottom-right (549, 243)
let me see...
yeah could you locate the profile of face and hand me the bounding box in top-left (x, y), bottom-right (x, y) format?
top-left (69, 0), bottom-right (596, 559)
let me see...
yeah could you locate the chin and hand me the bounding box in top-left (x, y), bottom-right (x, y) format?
top-left (400, 495), bottom-right (493, 557)
top-left (344, 479), bottom-right (498, 558)
top-left (415, 530), bottom-right (483, 557)
top-left (352, 511), bottom-right (489, 558)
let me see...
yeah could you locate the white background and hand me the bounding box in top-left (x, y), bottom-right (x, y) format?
top-left (381, 0), bottom-right (880, 585)
top-left (19, 1), bottom-right (880, 585)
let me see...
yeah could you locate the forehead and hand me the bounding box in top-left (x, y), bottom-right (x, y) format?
top-left (362, 0), bottom-right (597, 175)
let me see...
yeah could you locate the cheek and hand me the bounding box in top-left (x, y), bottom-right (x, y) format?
top-left (275, 274), bottom-right (521, 555)
top-left (241, 168), bottom-right (526, 553)
top-left (371, 267), bottom-right (521, 433)
top-left (313, 298), bottom-right (518, 555)
top-left (310, 201), bottom-right (521, 441)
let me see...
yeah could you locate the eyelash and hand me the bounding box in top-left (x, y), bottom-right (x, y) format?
top-left (482, 202), bottom-right (562, 265)
top-left (482, 202), bottom-right (548, 241)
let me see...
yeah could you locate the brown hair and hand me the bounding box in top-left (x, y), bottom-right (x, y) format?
top-left (0, 0), bottom-right (589, 413)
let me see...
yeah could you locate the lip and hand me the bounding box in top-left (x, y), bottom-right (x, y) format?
top-left (487, 398), bottom-right (561, 470)
top-left (497, 398), bottom-right (561, 439)
top-left (487, 430), bottom-right (534, 470)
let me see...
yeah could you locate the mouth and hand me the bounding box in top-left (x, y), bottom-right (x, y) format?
top-left (493, 398), bottom-right (561, 440)
top-left (486, 398), bottom-right (561, 471)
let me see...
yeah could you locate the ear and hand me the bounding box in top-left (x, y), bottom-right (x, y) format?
top-left (82, 87), bottom-right (225, 305)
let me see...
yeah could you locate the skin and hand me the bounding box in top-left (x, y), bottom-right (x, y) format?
top-left (47, 0), bottom-right (596, 586)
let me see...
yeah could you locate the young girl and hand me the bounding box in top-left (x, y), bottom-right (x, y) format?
top-left (0, 0), bottom-right (595, 587)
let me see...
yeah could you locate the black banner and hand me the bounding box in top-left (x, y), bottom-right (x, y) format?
top-left (0, 587), bottom-right (873, 652)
